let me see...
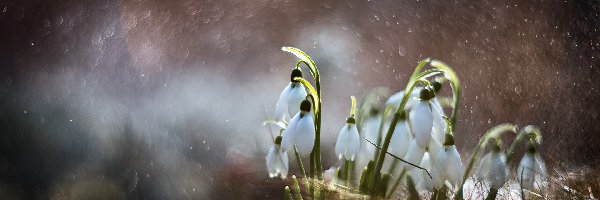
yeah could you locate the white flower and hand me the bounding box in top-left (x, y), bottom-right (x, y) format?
top-left (281, 100), bottom-right (315, 155)
top-left (427, 138), bottom-right (442, 161)
top-left (386, 87), bottom-right (422, 110)
top-left (409, 98), bottom-right (433, 148)
top-left (274, 69), bottom-right (307, 121)
top-left (413, 152), bottom-right (444, 191)
top-left (362, 111), bottom-right (385, 155)
top-left (266, 137), bottom-right (289, 179)
top-left (430, 98), bottom-right (446, 144)
top-left (388, 119), bottom-right (412, 159)
top-left (403, 140), bottom-right (426, 171)
top-left (335, 119), bottom-right (360, 161)
top-left (476, 150), bottom-right (508, 189)
top-left (436, 139), bottom-right (464, 188)
top-left (517, 150), bottom-right (547, 191)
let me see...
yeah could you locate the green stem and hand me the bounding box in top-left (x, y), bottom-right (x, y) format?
top-left (344, 159), bottom-right (350, 186)
top-left (429, 60), bottom-right (461, 132)
top-left (373, 105), bottom-right (393, 160)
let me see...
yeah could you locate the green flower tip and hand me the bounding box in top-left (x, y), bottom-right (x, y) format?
top-left (346, 117), bottom-right (356, 124)
top-left (275, 136), bottom-right (282, 145)
top-left (300, 99), bottom-right (311, 112)
top-left (419, 88), bottom-right (435, 101)
top-left (443, 133), bottom-right (455, 146)
top-left (432, 81), bottom-right (442, 93)
top-left (291, 68), bottom-right (303, 82)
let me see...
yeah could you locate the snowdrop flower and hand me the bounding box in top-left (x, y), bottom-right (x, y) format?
top-left (436, 134), bottom-right (464, 188)
top-left (430, 98), bottom-right (446, 144)
top-left (412, 152), bottom-right (444, 191)
top-left (386, 87), bottom-right (422, 111)
top-left (403, 140), bottom-right (426, 171)
top-left (362, 109), bottom-right (384, 155)
top-left (266, 136), bottom-right (289, 179)
top-left (388, 112), bottom-right (412, 159)
top-left (335, 117), bottom-right (360, 161)
top-left (409, 88), bottom-right (434, 148)
top-left (475, 141), bottom-right (508, 189)
top-left (274, 68), bottom-right (307, 121)
top-left (517, 144), bottom-right (547, 191)
top-left (281, 99), bottom-right (315, 155)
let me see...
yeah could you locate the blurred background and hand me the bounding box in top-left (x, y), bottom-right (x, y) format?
top-left (0, 0), bottom-right (599, 199)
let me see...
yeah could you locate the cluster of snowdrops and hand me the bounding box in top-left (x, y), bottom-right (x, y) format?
top-left (264, 47), bottom-right (547, 199)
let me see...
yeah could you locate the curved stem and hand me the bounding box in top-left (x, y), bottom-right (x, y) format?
top-left (293, 77), bottom-right (319, 114)
top-left (374, 105), bottom-right (393, 159)
top-left (430, 60), bottom-right (461, 132)
top-left (350, 96), bottom-right (357, 117)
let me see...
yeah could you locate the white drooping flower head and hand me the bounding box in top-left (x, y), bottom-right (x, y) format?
top-left (435, 133), bottom-right (464, 189)
top-left (517, 144), bottom-right (547, 191)
top-left (274, 68), bottom-right (308, 121)
top-left (281, 99), bottom-right (315, 155)
top-left (362, 109), bottom-right (386, 155)
top-left (412, 152), bottom-right (444, 192)
top-left (403, 140), bottom-right (426, 172)
top-left (409, 88), bottom-right (435, 149)
top-left (385, 87), bottom-right (422, 111)
top-left (475, 139), bottom-right (508, 189)
top-left (388, 112), bottom-right (412, 159)
top-left (335, 117), bottom-right (360, 161)
top-left (266, 136), bottom-right (289, 179)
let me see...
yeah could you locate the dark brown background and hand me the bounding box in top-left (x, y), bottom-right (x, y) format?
top-left (0, 0), bottom-right (598, 199)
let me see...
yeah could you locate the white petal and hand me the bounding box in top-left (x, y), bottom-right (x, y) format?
top-left (386, 87), bottom-right (422, 110)
top-left (363, 116), bottom-right (383, 155)
top-left (409, 101), bottom-right (433, 148)
top-left (534, 153), bottom-right (547, 191)
top-left (445, 146), bottom-right (464, 187)
top-left (431, 98), bottom-right (446, 144)
top-left (404, 140), bottom-right (426, 171)
top-left (490, 152), bottom-right (508, 189)
top-left (278, 151), bottom-right (289, 179)
top-left (292, 114), bottom-right (315, 155)
top-left (475, 152), bottom-right (493, 182)
top-left (274, 84), bottom-right (292, 121)
top-left (335, 124), bottom-right (350, 160)
top-left (266, 146), bottom-right (278, 177)
top-left (427, 139), bottom-right (442, 161)
top-left (517, 153), bottom-right (536, 190)
top-left (286, 83), bottom-right (307, 118)
top-left (280, 113), bottom-right (301, 152)
top-left (346, 124), bottom-right (361, 161)
top-left (274, 83), bottom-right (306, 121)
top-left (336, 124), bottom-right (361, 161)
top-left (389, 121), bottom-right (412, 158)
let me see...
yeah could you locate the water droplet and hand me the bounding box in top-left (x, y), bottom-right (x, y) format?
top-left (514, 85), bottom-right (521, 95)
